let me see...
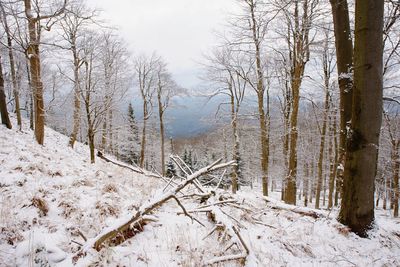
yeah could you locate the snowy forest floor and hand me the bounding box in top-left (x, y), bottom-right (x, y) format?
top-left (1, 119), bottom-right (400, 267)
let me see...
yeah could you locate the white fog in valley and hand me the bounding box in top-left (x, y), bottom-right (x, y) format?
top-left (0, 0), bottom-right (399, 266)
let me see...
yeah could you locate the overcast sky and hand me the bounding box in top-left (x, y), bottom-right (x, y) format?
top-left (86, 0), bottom-right (238, 89)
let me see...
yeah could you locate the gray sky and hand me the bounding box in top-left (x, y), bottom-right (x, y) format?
top-left (86, 0), bottom-right (237, 89)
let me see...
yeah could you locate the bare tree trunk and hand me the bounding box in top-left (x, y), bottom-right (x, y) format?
top-left (158, 91), bottom-right (166, 176)
top-left (390, 182), bottom-right (395, 210)
top-left (309, 162), bottom-right (315, 204)
top-left (69, 49), bottom-right (81, 148)
top-left (284, 0), bottom-right (312, 205)
top-left (391, 141), bottom-right (399, 217)
top-left (1, 5), bottom-right (21, 129)
top-left (25, 59), bottom-right (34, 130)
top-left (328, 109), bottom-right (338, 209)
top-left (303, 162), bottom-right (309, 206)
top-left (383, 175), bottom-right (388, 210)
top-left (338, 0), bottom-right (384, 237)
top-left (329, 0), bottom-right (354, 198)
top-left (140, 101), bottom-right (148, 168)
top-left (25, 0), bottom-right (45, 145)
top-left (282, 96), bottom-right (290, 200)
top-left (108, 109), bottom-right (113, 153)
top-left (84, 75), bottom-right (95, 164)
top-left (0, 56), bottom-right (12, 129)
top-left (248, 0), bottom-right (269, 196)
top-left (101, 117), bottom-right (107, 151)
top-left (223, 129), bottom-right (228, 162)
top-left (88, 127), bottom-right (95, 164)
top-left (286, 81), bottom-right (300, 205)
top-left (316, 68), bottom-right (330, 209)
top-left (230, 93), bottom-right (239, 194)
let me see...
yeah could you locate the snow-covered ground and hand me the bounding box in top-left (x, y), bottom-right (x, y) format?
top-left (1, 120), bottom-right (399, 266)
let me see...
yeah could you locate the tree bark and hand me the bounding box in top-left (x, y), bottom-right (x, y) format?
top-left (157, 88), bottom-right (166, 176)
top-left (25, 59), bottom-right (34, 130)
top-left (1, 5), bottom-right (21, 129)
top-left (69, 44), bottom-right (81, 148)
top-left (140, 100), bottom-right (148, 168)
top-left (329, 0), bottom-right (354, 198)
top-left (230, 90), bottom-right (239, 194)
top-left (108, 109), bottom-right (114, 154)
top-left (315, 105), bottom-right (328, 209)
top-left (303, 162), bottom-right (309, 206)
top-left (248, 1), bottom-right (269, 196)
top-left (101, 116), bottom-right (107, 151)
top-left (284, 0), bottom-right (311, 205)
top-left (316, 54), bottom-right (331, 209)
top-left (0, 56), bottom-right (12, 129)
top-left (338, 0), bottom-right (384, 237)
top-left (88, 127), bottom-right (95, 164)
top-left (391, 140), bottom-right (399, 217)
top-left (328, 109), bottom-right (338, 209)
top-left (25, 0), bottom-right (45, 145)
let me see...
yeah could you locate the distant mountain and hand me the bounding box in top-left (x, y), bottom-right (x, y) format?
top-left (132, 95), bottom-right (228, 138)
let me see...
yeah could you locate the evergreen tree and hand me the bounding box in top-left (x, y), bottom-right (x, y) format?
top-left (235, 150), bottom-right (244, 187)
top-left (180, 149), bottom-right (190, 175)
top-left (166, 160), bottom-right (177, 178)
top-left (188, 150), bottom-right (193, 170)
top-left (120, 103), bottom-right (140, 165)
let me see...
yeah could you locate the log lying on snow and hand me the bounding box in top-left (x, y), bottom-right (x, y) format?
top-left (97, 151), bottom-right (177, 180)
top-left (75, 158), bottom-right (235, 258)
top-left (263, 196), bottom-right (327, 219)
top-left (97, 151), bottom-right (144, 174)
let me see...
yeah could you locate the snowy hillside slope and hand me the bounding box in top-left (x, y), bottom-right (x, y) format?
top-left (1, 120), bottom-right (400, 266)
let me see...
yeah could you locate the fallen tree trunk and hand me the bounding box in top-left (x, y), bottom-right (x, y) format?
top-left (263, 196), bottom-right (327, 219)
top-left (97, 151), bottom-right (144, 174)
top-left (74, 159), bottom-right (235, 258)
top-left (97, 151), bottom-right (173, 181)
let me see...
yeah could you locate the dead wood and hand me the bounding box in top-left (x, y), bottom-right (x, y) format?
top-left (80, 152), bottom-right (249, 265)
top-left (97, 151), bottom-right (144, 174)
top-left (73, 158), bottom-right (235, 261)
top-left (264, 196), bottom-right (326, 219)
top-left (169, 155), bottom-right (249, 265)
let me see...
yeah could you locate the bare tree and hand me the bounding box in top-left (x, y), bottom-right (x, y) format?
top-left (383, 106), bottom-right (400, 217)
top-left (134, 53), bottom-right (158, 168)
top-left (24, 0), bottom-right (67, 145)
top-left (0, 2), bottom-right (21, 129)
top-left (230, 0), bottom-right (271, 196)
top-left (0, 55), bottom-right (12, 129)
top-left (281, 0), bottom-right (319, 204)
top-left (315, 30), bottom-right (335, 209)
top-left (155, 59), bottom-right (177, 175)
top-left (58, 1), bottom-right (97, 147)
top-left (97, 31), bottom-right (129, 153)
top-left (204, 46), bottom-right (251, 193)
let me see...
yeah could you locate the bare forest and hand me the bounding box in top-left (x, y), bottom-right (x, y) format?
top-left (0, 0), bottom-right (399, 266)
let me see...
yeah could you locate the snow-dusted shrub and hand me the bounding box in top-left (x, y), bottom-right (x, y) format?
top-left (95, 199), bottom-right (120, 219)
top-left (58, 200), bottom-right (78, 218)
top-left (31, 196), bottom-right (49, 217)
top-left (0, 227), bottom-right (23, 246)
top-left (102, 183), bottom-right (118, 194)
